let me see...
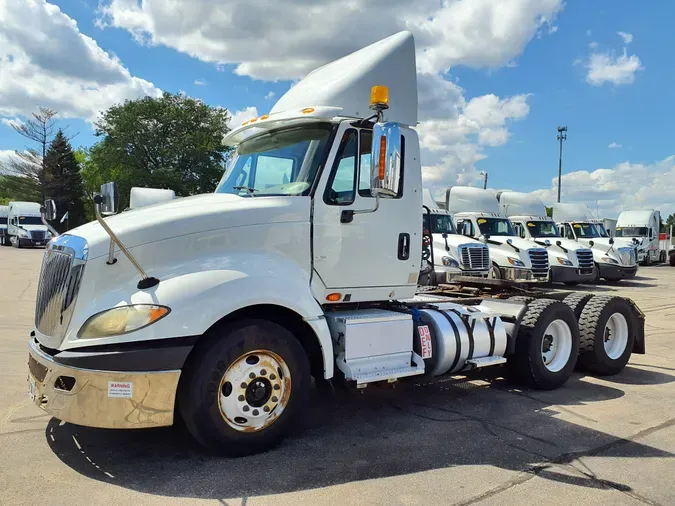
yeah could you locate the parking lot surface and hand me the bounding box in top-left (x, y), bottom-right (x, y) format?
top-left (1, 246), bottom-right (674, 505)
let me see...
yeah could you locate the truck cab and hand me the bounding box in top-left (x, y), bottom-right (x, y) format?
top-left (420, 200), bottom-right (490, 285)
top-left (445, 186), bottom-right (549, 282)
top-left (0, 205), bottom-right (8, 246)
top-left (615, 209), bottom-right (665, 265)
top-left (553, 203), bottom-right (637, 281)
top-left (498, 192), bottom-right (594, 285)
top-left (7, 201), bottom-right (52, 248)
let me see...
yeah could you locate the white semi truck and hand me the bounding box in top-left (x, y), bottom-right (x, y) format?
top-left (615, 209), bottom-right (667, 265)
top-left (27, 32), bottom-right (645, 456)
top-left (552, 203), bottom-right (638, 282)
top-left (444, 186), bottom-right (550, 282)
top-left (497, 192), bottom-right (595, 285)
top-left (7, 201), bottom-right (53, 248)
top-left (0, 205), bottom-right (8, 246)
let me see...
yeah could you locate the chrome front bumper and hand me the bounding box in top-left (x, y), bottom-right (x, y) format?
top-left (28, 337), bottom-right (180, 429)
top-left (502, 267), bottom-right (548, 282)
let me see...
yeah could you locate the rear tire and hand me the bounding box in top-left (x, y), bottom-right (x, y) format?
top-left (509, 296), bottom-right (536, 306)
top-left (178, 319), bottom-right (311, 456)
top-left (578, 296), bottom-right (635, 376)
top-left (513, 299), bottom-right (580, 390)
top-left (490, 262), bottom-right (503, 280)
top-left (660, 251), bottom-right (666, 264)
top-left (670, 253), bottom-right (675, 267)
top-left (562, 292), bottom-right (593, 320)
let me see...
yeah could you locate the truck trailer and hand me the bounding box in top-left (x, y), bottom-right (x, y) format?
top-left (0, 205), bottom-right (8, 246)
top-left (27, 32), bottom-right (645, 456)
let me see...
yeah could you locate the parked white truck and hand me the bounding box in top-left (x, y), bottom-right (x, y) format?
top-left (590, 218), bottom-right (617, 238)
top-left (27, 32), bottom-right (645, 456)
top-left (444, 186), bottom-right (550, 282)
top-left (552, 203), bottom-right (638, 282)
top-left (0, 205), bottom-right (8, 246)
top-left (497, 192), bottom-right (595, 285)
top-left (7, 201), bottom-right (53, 248)
top-left (615, 209), bottom-right (666, 265)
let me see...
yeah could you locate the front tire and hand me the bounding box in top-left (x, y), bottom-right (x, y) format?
top-left (578, 296), bottom-right (635, 376)
top-left (513, 299), bottom-right (580, 390)
top-left (178, 319), bottom-right (311, 456)
top-left (489, 262), bottom-right (503, 280)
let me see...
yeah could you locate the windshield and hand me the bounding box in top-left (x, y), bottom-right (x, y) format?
top-left (572, 222), bottom-right (601, 238)
top-left (18, 216), bottom-right (43, 225)
top-left (594, 223), bottom-right (609, 237)
top-left (615, 226), bottom-right (648, 237)
top-left (526, 220), bottom-right (560, 238)
top-left (424, 214), bottom-right (455, 234)
top-left (215, 123), bottom-right (334, 197)
top-left (477, 217), bottom-right (515, 237)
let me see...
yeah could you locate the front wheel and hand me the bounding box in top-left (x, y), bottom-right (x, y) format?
top-left (489, 262), bottom-right (503, 280)
top-left (512, 299), bottom-right (580, 390)
top-left (578, 296), bottom-right (635, 376)
top-left (178, 319), bottom-right (311, 456)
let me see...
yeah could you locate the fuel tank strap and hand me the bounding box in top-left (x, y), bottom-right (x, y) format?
top-left (485, 317), bottom-right (497, 356)
top-left (448, 309), bottom-right (475, 360)
top-left (436, 310), bottom-right (463, 372)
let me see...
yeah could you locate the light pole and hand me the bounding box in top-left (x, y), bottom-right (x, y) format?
top-left (479, 171), bottom-right (488, 189)
top-left (557, 126), bottom-right (567, 203)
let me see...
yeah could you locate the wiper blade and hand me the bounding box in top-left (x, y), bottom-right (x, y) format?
top-left (232, 186), bottom-right (259, 196)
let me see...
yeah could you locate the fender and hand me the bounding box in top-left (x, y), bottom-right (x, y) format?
top-left (57, 235), bottom-right (335, 378)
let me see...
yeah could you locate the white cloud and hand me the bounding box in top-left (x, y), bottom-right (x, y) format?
top-left (617, 31), bottom-right (633, 44)
top-left (608, 142), bottom-right (622, 149)
top-left (0, 0), bottom-right (161, 123)
top-left (0, 150), bottom-right (18, 168)
top-left (588, 41), bottom-right (598, 50)
top-left (530, 156), bottom-right (675, 217)
top-left (98, 0), bottom-right (563, 80)
top-left (586, 50), bottom-right (642, 86)
top-left (1, 117), bottom-right (23, 129)
top-left (264, 91), bottom-right (276, 101)
top-left (194, 78), bottom-right (207, 86)
top-left (228, 106), bottom-right (259, 127)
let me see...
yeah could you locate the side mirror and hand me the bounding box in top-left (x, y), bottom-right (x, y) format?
top-left (589, 240), bottom-right (595, 247)
top-left (506, 238), bottom-right (513, 245)
top-left (370, 121), bottom-right (402, 198)
top-left (609, 237), bottom-right (614, 245)
top-left (442, 233), bottom-right (448, 239)
top-left (99, 182), bottom-right (119, 216)
top-left (556, 240), bottom-right (562, 247)
top-left (41, 199), bottom-right (56, 221)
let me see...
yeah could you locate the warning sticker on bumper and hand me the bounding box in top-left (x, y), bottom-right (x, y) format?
top-left (108, 381), bottom-right (133, 398)
top-left (418, 325), bottom-right (433, 359)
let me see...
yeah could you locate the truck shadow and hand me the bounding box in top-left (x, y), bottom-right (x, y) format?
top-left (45, 368), bottom-right (674, 500)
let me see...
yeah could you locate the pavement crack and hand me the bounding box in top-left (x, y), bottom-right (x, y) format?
top-left (18, 280), bottom-right (32, 301)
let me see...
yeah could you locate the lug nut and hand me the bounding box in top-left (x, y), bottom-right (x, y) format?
top-left (249, 372), bottom-right (256, 379)
top-left (270, 374), bottom-right (276, 380)
top-left (238, 395), bottom-right (245, 402)
top-left (260, 369), bottom-right (267, 376)
top-left (263, 406), bottom-right (270, 412)
top-left (271, 396), bottom-right (278, 402)
top-left (243, 405), bottom-right (250, 412)
top-left (240, 382), bottom-right (247, 389)
top-left (252, 409), bottom-right (259, 416)
top-left (273, 384), bottom-right (280, 390)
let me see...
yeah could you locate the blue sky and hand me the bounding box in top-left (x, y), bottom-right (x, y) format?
top-left (1, 0), bottom-right (674, 217)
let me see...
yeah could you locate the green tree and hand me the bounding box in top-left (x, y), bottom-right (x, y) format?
top-left (665, 213), bottom-right (675, 232)
top-left (44, 130), bottom-right (87, 230)
top-left (89, 92), bottom-right (231, 209)
top-left (545, 206), bottom-right (553, 218)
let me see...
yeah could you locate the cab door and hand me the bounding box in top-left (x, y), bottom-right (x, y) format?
top-left (311, 122), bottom-right (421, 299)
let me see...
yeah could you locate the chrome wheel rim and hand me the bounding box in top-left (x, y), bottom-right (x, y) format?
top-left (604, 313), bottom-right (628, 360)
top-left (541, 319), bottom-right (573, 372)
top-left (218, 350), bottom-right (291, 432)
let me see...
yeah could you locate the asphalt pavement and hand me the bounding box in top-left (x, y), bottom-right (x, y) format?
top-left (1, 246), bottom-right (674, 505)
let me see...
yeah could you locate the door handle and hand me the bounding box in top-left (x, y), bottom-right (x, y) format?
top-left (398, 233), bottom-right (410, 260)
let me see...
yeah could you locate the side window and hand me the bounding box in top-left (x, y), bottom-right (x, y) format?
top-left (513, 223), bottom-right (524, 238)
top-left (457, 219), bottom-right (474, 237)
top-left (358, 130), bottom-right (405, 198)
top-left (564, 224), bottom-right (574, 240)
top-left (325, 129), bottom-right (357, 205)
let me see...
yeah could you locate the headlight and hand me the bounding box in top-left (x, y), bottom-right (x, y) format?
top-left (557, 257), bottom-right (573, 266)
top-left (46, 231), bottom-right (52, 238)
top-left (442, 256), bottom-right (459, 268)
top-left (18, 229), bottom-right (29, 237)
top-left (507, 257), bottom-right (526, 267)
top-left (601, 257), bottom-right (619, 265)
top-left (78, 305), bottom-right (170, 338)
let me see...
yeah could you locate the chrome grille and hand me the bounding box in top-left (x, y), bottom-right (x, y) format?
top-left (34, 235), bottom-right (87, 341)
top-left (31, 230), bottom-right (46, 241)
top-left (459, 244), bottom-right (490, 271)
top-left (618, 247), bottom-right (636, 266)
top-left (528, 248), bottom-right (549, 277)
top-left (576, 249), bottom-right (594, 269)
